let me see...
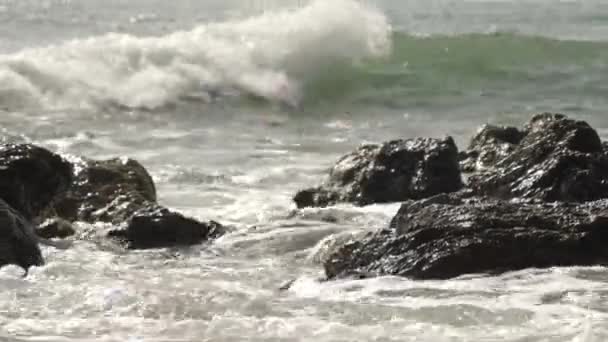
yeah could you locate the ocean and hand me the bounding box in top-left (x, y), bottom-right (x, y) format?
top-left (0, 0), bottom-right (607, 340)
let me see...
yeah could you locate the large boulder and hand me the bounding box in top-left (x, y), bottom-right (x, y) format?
top-left (52, 157), bottom-right (225, 248)
top-left (294, 137), bottom-right (463, 208)
top-left (467, 113), bottom-right (608, 202)
top-left (0, 143), bottom-right (73, 271)
top-left (0, 144), bottom-right (72, 220)
top-left (0, 198), bottom-right (43, 270)
top-left (324, 194), bottom-right (608, 280)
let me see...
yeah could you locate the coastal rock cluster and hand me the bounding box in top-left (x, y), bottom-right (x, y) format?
top-left (48, 157), bottom-right (225, 249)
top-left (297, 113), bottom-right (608, 279)
top-left (2, 112), bottom-right (608, 281)
top-left (0, 145), bottom-right (225, 270)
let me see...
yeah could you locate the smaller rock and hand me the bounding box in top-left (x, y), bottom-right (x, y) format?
top-left (294, 137), bottom-right (463, 208)
top-left (107, 204), bottom-right (226, 249)
top-left (36, 218), bottom-right (76, 239)
top-left (278, 279), bottom-right (297, 291)
top-left (293, 187), bottom-right (339, 209)
top-left (459, 124), bottom-right (525, 172)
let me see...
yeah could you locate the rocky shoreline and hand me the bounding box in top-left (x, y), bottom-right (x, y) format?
top-left (0, 145), bottom-right (226, 270)
top-left (2, 112), bottom-right (608, 281)
top-left (299, 113), bottom-right (608, 280)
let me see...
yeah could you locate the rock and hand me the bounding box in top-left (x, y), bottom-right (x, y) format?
top-left (52, 157), bottom-right (155, 222)
top-left (107, 205), bottom-right (226, 249)
top-left (468, 113), bottom-right (608, 202)
top-left (307, 230), bottom-right (369, 265)
top-left (294, 137), bottom-right (463, 208)
top-left (324, 194), bottom-right (608, 280)
top-left (36, 217), bottom-right (75, 239)
top-left (0, 144), bottom-right (72, 220)
top-left (459, 124), bottom-right (525, 172)
top-left (323, 113), bottom-right (608, 281)
top-left (52, 157), bottom-right (225, 248)
top-left (278, 278), bottom-right (297, 291)
top-left (0, 198), bottom-right (43, 270)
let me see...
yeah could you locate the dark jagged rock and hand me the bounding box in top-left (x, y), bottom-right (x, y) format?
top-left (108, 206), bottom-right (226, 249)
top-left (322, 113), bottom-right (608, 281)
top-left (0, 144), bottom-right (72, 220)
top-left (324, 194), bottom-right (608, 280)
top-left (468, 113), bottom-right (608, 202)
top-left (52, 157), bottom-right (156, 222)
top-left (0, 198), bottom-right (43, 270)
top-left (52, 157), bottom-right (225, 248)
top-left (294, 137), bottom-right (463, 208)
top-left (459, 124), bottom-right (525, 172)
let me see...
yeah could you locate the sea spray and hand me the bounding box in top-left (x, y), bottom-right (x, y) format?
top-left (0, 0), bottom-right (391, 111)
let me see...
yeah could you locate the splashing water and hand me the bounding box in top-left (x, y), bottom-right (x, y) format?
top-left (0, 0), bottom-right (391, 111)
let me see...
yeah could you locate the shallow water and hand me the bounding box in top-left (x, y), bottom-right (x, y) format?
top-left (1, 0), bottom-right (608, 341)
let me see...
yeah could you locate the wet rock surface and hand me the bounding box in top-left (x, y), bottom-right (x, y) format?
top-left (467, 113), bottom-right (608, 202)
top-left (52, 157), bottom-right (156, 223)
top-left (52, 157), bottom-right (225, 248)
top-left (294, 137), bottom-right (463, 208)
top-left (0, 198), bottom-right (43, 270)
top-left (2, 112), bottom-right (606, 277)
top-left (324, 194), bottom-right (608, 280)
top-left (0, 144), bottom-right (72, 220)
top-left (459, 124), bottom-right (525, 172)
top-left (107, 205), bottom-right (226, 249)
top-left (36, 217), bottom-right (76, 239)
top-left (324, 113), bottom-right (608, 280)
top-left (0, 143), bottom-right (72, 271)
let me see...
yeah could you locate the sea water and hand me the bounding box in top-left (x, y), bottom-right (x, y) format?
top-left (0, 0), bottom-right (607, 340)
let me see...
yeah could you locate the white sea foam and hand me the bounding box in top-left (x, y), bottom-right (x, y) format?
top-left (0, 0), bottom-right (391, 111)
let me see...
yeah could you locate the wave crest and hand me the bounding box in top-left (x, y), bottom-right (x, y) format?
top-left (0, 0), bottom-right (392, 111)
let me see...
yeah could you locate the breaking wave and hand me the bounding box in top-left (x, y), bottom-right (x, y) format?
top-left (0, 0), bottom-right (391, 111)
